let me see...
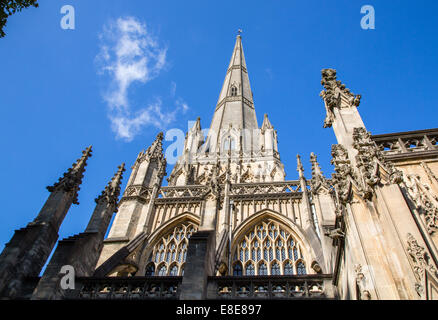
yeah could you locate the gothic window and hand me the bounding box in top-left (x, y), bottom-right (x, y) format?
top-left (149, 221), bottom-right (198, 276)
top-left (145, 263), bottom-right (155, 276)
top-left (297, 261), bottom-right (306, 275)
top-left (158, 265), bottom-right (167, 276)
top-left (271, 262), bottom-right (281, 275)
top-left (284, 261), bottom-right (294, 275)
top-left (258, 262), bottom-right (267, 275)
top-left (231, 219), bottom-right (308, 276)
top-left (233, 262), bottom-right (243, 276)
top-left (169, 265), bottom-right (178, 276)
top-left (231, 86), bottom-right (237, 96)
top-left (246, 263), bottom-right (255, 276)
top-left (223, 136), bottom-right (236, 152)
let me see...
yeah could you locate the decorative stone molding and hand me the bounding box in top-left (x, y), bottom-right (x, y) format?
top-left (46, 146), bottom-right (92, 205)
top-left (136, 132), bottom-right (166, 165)
top-left (354, 264), bottom-right (371, 300)
top-left (404, 174), bottom-right (438, 235)
top-left (421, 161), bottom-right (438, 185)
top-left (352, 127), bottom-right (383, 199)
top-left (320, 68), bottom-right (361, 128)
top-left (352, 127), bottom-right (403, 199)
top-left (330, 144), bottom-right (353, 204)
top-left (95, 164), bottom-right (125, 209)
top-left (406, 233), bottom-right (438, 296)
top-left (310, 152), bottom-right (330, 194)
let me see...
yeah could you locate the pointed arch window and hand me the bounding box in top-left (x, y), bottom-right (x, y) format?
top-left (258, 262), bottom-right (268, 275)
top-left (297, 261), bottom-right (306, 275)
top-left (233, 263), bottom-right (243, 276)
top-left (284, 262), bottom-right (294, 275)
top-left (246, 263), bottom-right (255, 276)
top-left (148, 221), bottom-right (198, 276)
top-left (169, 265), bottom-right (178, 276)
top-left (230, 86), bottom-right (238, 96)
top-left (158, 265), bottom-right (167, 276)
top-left (231, 219), bottom-right (308, 276)
top-left (223, 136), bottom-right (236, 152)
top-left (271, 262), bottom-right (281, 275)
top-left (145, 263), bottom-right (155, 276)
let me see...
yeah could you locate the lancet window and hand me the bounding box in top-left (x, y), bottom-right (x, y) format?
top-left (230, 86), bottom-right (238, 96)
top-left (232, 219), bottom-right (307, 276)
top-left (145, 221), bottom-right (197, 276)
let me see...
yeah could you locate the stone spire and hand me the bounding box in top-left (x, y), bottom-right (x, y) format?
top-left (141, 132), bottom-right (164, 162)
top-left (47, 146), bottom-right (92, 205)
top-left (310, 152), bottom-right (329, 193)
top-left (261, 114), bottom-right (274, 132)
top-left (310, 152), bottom-right (323, 177)
top-left (0, 147), bottom-right (92, 299)
top-left (205, 34), bottom-right (258, 153)
top-left (32, 163), bottom-right (127, 300)
top-left (94, 163), bottom-right (126, 209)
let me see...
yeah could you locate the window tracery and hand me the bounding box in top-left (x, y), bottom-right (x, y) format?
top-left (146, 221), bottom-right (197, 276)
top-left (231, 219), bottom-right (307, 276)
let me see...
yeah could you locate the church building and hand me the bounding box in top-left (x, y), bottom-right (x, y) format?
top-left (1, 34), bottom-right (438, 300)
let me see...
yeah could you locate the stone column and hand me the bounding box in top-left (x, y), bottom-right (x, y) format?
top-left (179, 230), bottom-right (216, 299)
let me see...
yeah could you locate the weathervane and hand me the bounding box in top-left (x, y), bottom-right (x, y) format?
top-left (237, 29), bottom-right (242, 36)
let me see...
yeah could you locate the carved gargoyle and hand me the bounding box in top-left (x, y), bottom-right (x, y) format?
top-left (325, 228), bottom-right (345, 240)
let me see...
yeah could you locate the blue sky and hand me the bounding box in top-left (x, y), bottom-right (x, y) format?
top-left (1, 1), bottom-right (437, 253)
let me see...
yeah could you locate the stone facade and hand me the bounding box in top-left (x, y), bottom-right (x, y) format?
top-left (1, 35), bottom-right (438, 300)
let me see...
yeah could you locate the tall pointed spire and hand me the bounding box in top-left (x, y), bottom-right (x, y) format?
top-left (95, 163), bottom-right (126, 208)
top-left (206, 34), bottom-right (258, 153)
top-left (46, 146), bottom-right (92, 204)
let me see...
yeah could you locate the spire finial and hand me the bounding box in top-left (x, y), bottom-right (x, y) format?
top-left (237, 29), bottom-right (242, 37)
top-left (297, 154), bottom-right (304, 178)
top-left (95, 163), bottom-right (126, 208)
top-left (310, 152), bottom-right (323, 177)
top-left (47, 146), bottom-right (93, 204)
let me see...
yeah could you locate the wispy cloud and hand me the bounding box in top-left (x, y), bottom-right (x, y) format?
top-left (96, 17), bottom-right (187, 141)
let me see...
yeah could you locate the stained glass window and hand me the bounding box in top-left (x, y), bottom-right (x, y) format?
top-left (230, 219), bottom-right (308, 276)
top-left (149, 221), bottom-right (198, 276)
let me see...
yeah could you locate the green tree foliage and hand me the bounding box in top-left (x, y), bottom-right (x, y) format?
top-left (0, 0), bottom-right (39, 38)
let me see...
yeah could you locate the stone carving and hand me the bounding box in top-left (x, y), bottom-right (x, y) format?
top-left (46, 146), bottom-right (92, 205)
top-left (354, 264), bottom-right (371, 300)
top-left (331, 144), bottom-right (353, 204)
top-left (352, 127), bottom-right (404, 199)
top-left (406, 233), bottom-right (438, 296)
top-left (421, 161), bottom-right (438, 185)
top-left (310, 152), bottom-right (330, 194)
top-left (405, 174), bottom-right (438, 235)
top-left (352, 128), bottom-right (383, 199)
top-left (320, 68), bottom-right (361, 128)
top-left (136, 132), bottom-right (165, 164)
top-left (325, 228), bottom-right (345, 241)
top-left (95, 164), bottom-right (126, 209)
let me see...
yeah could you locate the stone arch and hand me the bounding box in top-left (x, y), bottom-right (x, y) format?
top-left (230, 209), bottom-right (321, 275)
top-left (137, 212), bottom-right (200, 275)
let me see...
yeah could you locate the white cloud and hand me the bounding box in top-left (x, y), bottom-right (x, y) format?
top-left (96, 17), bottom-right (188, 141)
